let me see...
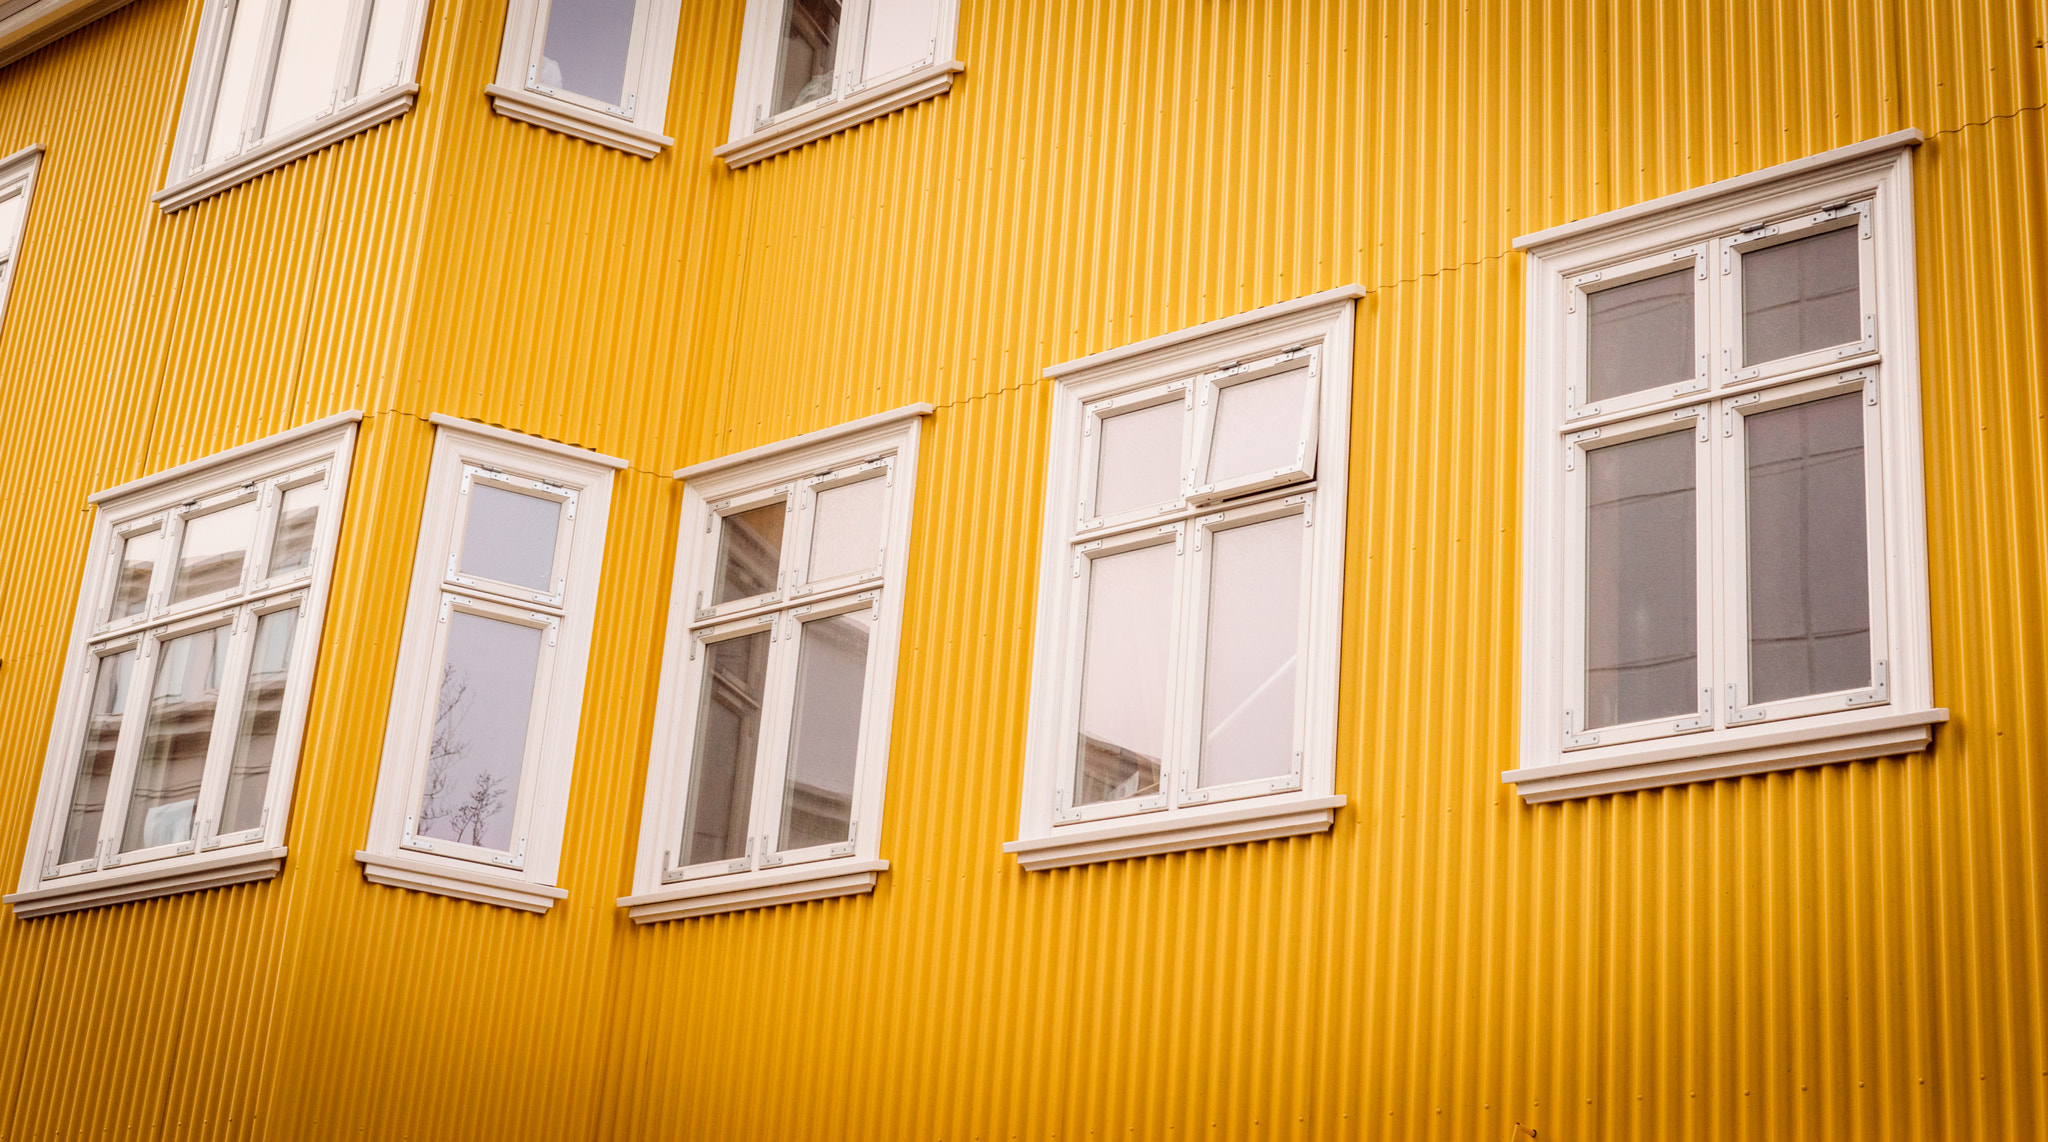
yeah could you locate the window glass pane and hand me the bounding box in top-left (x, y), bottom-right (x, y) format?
top-left (1586, 269), bottom-right (1692, 402)
top-left (357, 0), bottom-right (410, 91)
top-left (111, 530), bottom-right (159, 619)
top-left (264, 0), bottom-right (348, 132)
top-left (459, 483), bottom-right (561, 591)
top-left (1198, 515), bottom-right (1304, 787)
top-left (807, 475), bottom-right (886, 582)
top-left (1742, 226), bottom-right (1861, 364)
top-left (1207, 365), bottom-right (1310, 488)
top-left (1074, 543), bottom-right (1174, 807)
top-left (681, 631), bottom-right (770, 866)
top-left (172, 502), bottom-right (257, 604)
top-left (0, 190), bottom-right (23, 260)
top-left (416, 612), bottom-right (542, 852)
top-left (771, 0), bottom-right (840, 115)
top-left (1095, 401), bottom-right (1181, 517)
top-left (1585, 432), bottom-right (1697, 729)
top-left (712, 501), bottom-right (784, 604)
top-left (58, 649), bottom-right (132, 865)
top-left (219, 608), bottom-right (298, 834)
top-left (1747, 394), bottom-right (1872, 701)
top-left (122, 627), bottom-right (230, 852)
top-left (860, 0), bottom-right (935, 80)
top-left (204, 0), bottom-right (270, 163)
top-left (777, 611), bottom-right (870, 851)
top-left (268, 483), bottom-right (321, 575)
top-left (538, 0), bottom-right (638, 107)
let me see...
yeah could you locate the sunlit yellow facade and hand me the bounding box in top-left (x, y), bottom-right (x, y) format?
top-left (0, 0), bottom-right (2042, 1137)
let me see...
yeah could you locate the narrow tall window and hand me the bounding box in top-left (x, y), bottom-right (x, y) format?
top-left (0, 146), bottom-right (41, 338)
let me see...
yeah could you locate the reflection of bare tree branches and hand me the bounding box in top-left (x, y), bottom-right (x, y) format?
top-left (449, 770), bottom-right (509, 848)
top-left (421, 663), bottom-right (470, 834)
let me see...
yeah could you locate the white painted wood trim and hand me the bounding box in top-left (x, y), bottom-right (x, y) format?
top-left (620, 859), bottom-right (887, 922)
top-left (1045, 286), bottom-right (1369, 380)
top-left (427, 413), bottom-right (629, 469)
top-left (4, 846), bottom-right (285, 918)
top-left (89, 411), bottom-right (365, 503)
top-left (674, 403), bottom-right (934, 479)
top-left (0, 0), bottom-right (136, 66)
top-left (152, 85), bottom-right (418, 214)
top-left (484, 84), bottom-right (674, 158)
top-left (714, 62), bottom-right (962, 169)
top-left (1004, 796), bottom-right (1345, 871)
top-left (355, 851), bottom-right (568, 913)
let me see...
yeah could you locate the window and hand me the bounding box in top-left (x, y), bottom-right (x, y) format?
top-left (1508, 130), bottom-right (1944, 802)
top-left (717, 0), bottom-right (962, 168)
top-left (485, 0), bottom-right (681, 156)
top-left (622, 405), bottom-right (927, 922)
top-left (357, 417), bottom-right (621, 913)
top-left (0, 145), bottom-right (40, 337)
top-left (156, 0), bottom-right (431, 211)
top-left (1006, 290), bottom-right (1360, 872)
top-left (6, 414), bottom-right (360, 918)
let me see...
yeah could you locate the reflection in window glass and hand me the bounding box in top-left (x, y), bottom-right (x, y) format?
top-left (204, 0), bottom-right (267, 163)
top-left (772, 0), bottom-right (840, 115)
top-left (1586, 269), bottom-right (1692, 402)
top-left (778, 611), bottom-right (870, 851)
top-left (0, 192), bottom-right (23, 261)
top-left (537, 0), bottom-right (638, 106)
top-left (173, 503), bottom-right (258, 604)
top-left (269, 483), bottom-right (321, 575)
top-left (264, 0), bottom-right (351, 130)
top-left (807, 476), bottom-right (886, 583)
top-left (1743, 226), bottom-right (1860, 364)
top-left (1585, 432), bottom-right (1697, 729)
top-left (1199, 516), bottom-right (1303, 788)
top-left (220, 608), bottom-right (299, 835)
top-left (1747, 395), bottom-right (1871, 702)
top-left (59, 650), bottom-right (132, 864)
top-left (1074, 542), bottom-right (1174, 806)
top-left (111, 530), bottom-right (159, 619)
top-left (459, 483), bottom-right (561, 591)
top-left (1095, 402), bottom-right (1181, 517)
top-left (681, 632), bottom-right (770, 865)
top-left (1207, 365), bottom-right (1309, 487)
top-left (416, 612), bottom-right (543, 852)
top-left (122, 627), bottom-right (229, 852)
top-left (713, 501), bottom-right (784, 604)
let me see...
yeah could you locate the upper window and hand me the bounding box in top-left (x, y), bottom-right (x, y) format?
top-left (0, 145), bottom-right (40, 337)
top-left (157, 0), bottom-right (431, 211)
top-left (357, 418), bottom-right (621, 913)
top-left (717, 0), bottom-right (962, 168)
top-left (6, 415), bottom-right (360, 919)
top-left (1509, 130), bottom-right (1944, 802)
top-left (1006, 290), bottom-right (1360, 872)
top-left (622, 406), bottom-right (927, 923)
top-left (485, 0), bottom-right (681, 156)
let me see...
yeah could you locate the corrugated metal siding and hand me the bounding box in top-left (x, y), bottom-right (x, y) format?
top-left (0, 0), bottom-right (2040, 1138)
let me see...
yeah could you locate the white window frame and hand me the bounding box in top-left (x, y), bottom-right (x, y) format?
top-left (155, 0), bottom-right (433, 212)
top-left (716, 0), bottom-right (963, 169)
top-left (356, 416), bottom-right (621, 913)
top-left (1006, 288), bottom-right (1360, 872)
top-left (0, 145), bottom-right (41, 338)
top-left (1509, 129), bottom-right (1945, 803)
top-left (484, 0), bottom-right (681, 157)
top-left (622, 405), bottom-right (928, 923)
top-left (6, 413), bottom-right (361, 919)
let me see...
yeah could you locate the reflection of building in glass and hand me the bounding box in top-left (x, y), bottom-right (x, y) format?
top-left (772, 0), bottom-right (839, 114)
top-left (122, 629), bottom-right (226, 852)
top-left (1075, 735), bottom-right (1160, 805)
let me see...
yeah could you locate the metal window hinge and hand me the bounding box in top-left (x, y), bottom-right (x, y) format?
top-left (1846, 660), bottom-right (1890, 706)
top-left (1727, 684), bottom-right (1767, 724)
top-left (1562, 710), bottom-right (1600, 748)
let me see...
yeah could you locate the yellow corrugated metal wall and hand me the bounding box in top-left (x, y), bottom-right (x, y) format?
top-left (0, 0), bottom-right (2040, 1137)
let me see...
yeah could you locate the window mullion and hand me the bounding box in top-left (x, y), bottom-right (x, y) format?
top-left (1166, 520), bottom-right (1199, 807)
top-left (332, 0), bottom-right (377, 103)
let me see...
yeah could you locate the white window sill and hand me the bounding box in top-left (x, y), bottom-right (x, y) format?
top-left (355, 850), bottom-right (567, 914)
top-left (484, 84), bottom-right (673, 159)
top-left (1005, 795), bottom-right (1346, 872)
top-left (4, 845), bottom-right (286, 919)
top-left (713, 61), bottom-right (964, 170)
top-left (1504, 706), bottom-right (1950, 803)
top-left (619, 858), bottom-right (888, 923)
top-left (152, 83), bottom-right (419, 213)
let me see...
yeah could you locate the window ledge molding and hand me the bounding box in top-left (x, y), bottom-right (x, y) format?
top-left (90, 410), bottom-right (364, 504)
top-left (4, 846), bottom-right (286, 919)
top-left (426, 413), bottom-right (629, 469)
top-left (355, 850), bottom-right (568, 914)
top-left (0, 0), bottom-right (137, 67)
top-left (152, 85), bottom-right (418, 213)
top-left (1005, 795), bottom-right (1346, 872)
top-left (1504, 707), bottom-right (1949, 803)
top-left (714, 61), bottom-right (963, 170)
top-left (483, 83), bottom-right (673, 159)
top-left (675, 402), bottom-right (933, 480)
top-left (620, 858), bottom-right (888, 924)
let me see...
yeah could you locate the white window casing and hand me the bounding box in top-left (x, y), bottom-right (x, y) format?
top-left (0, 0), bottom-right (141, 67)
top-left (621, 404), bottom-right (929, 923)
top-left (484, 0), bottom-right (681, 157)
top-left (6, 413), bottom-right (362, 919)
top-left (155, 0), bottom-right (433, 211)
top-left (1007, 288), bottom-right (1362, 872)
top-left (1509, 129), bottom-right (1944, 803)
top-left (0, 145), bottom-right (41, 339)
top-left (356, 416), bottom-right (622, 913)
top-left (716, 0), bottom-right (962, 169)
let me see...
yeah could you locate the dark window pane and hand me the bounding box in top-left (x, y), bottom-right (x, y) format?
top-left (713, 502), bottom-right (785, 604)
top-left (777, 611), bottom-right (871, 851)
top-left (1742, 227), bottom-right (1860, 364)
top-left (681, 631), bottom-right (771, 865)
top-left (1585, 432), bottom-right (1697, 729)
top-left (1747, 394), bottom-right (1872, 701)
top-left (1586, 269), bottom-right (1693, 403)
